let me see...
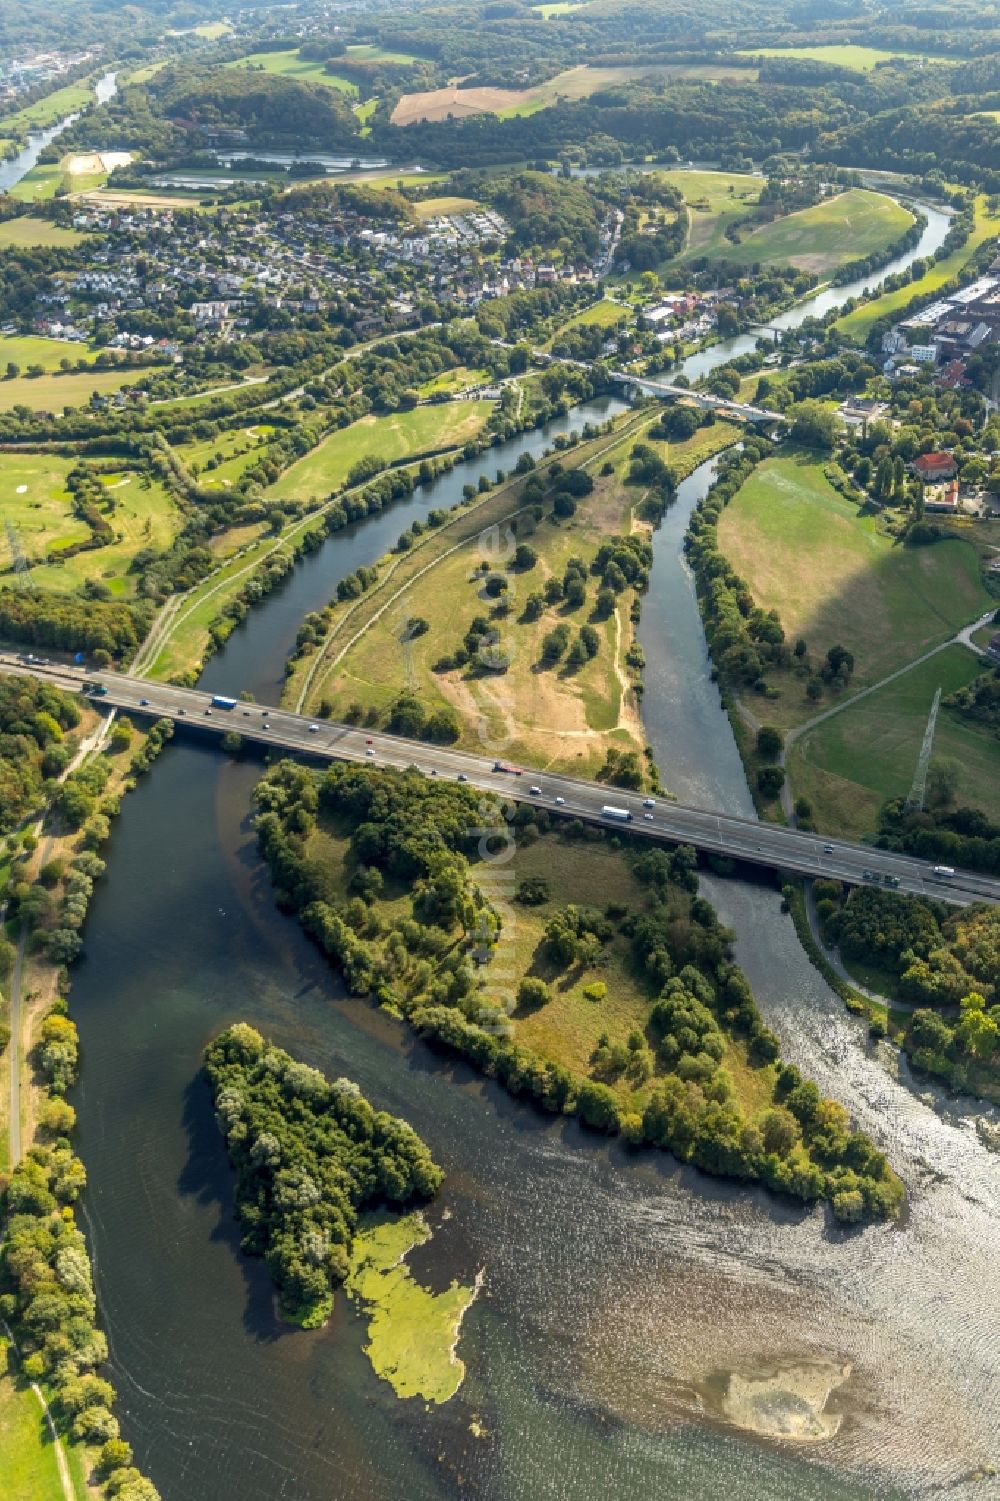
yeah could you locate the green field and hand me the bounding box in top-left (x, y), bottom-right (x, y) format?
top-left (716, 189), bottom-right (913, 274)
top-left (547, 298), bottom-right (627, 347)
top-left (1, 454), bottom-right (180, 595)
top-left (6, 163), bottom-right (63, 202)
top-left (0, 366), bottom-right (143, 413)
top-left (0, 80), bottom-right (94, 136)
top-left (836, 195), bottom-right (1000, 341)
top-left (495, 62), bottom-right (752, 120)
top-left (0, 1337), bottom-right (67, 1501)
top-left (176, 423), bottom-right (275, 488)
top-left (413, 195), bottom-right (480, 219)
top-left (0, 217), bottom-right (79, 248)
top-left (267, 403), bottom-right (493, 503)
top-left (0, 334), bottom-right (108, 372)
top-left (659, 169), bottom-right (763, 259)
top-left (736, 44), bottom-right (936, 72)
top-left (416, 365), bottom-right (489, 396)
top-left (225, 49), bottom-right (358, 96)
top-left (345, 43), bottom-right (421, 64)
top-left (717, 454), bottom-right (992, 725)
top-left (789, 646), bottom-right (1000, 836)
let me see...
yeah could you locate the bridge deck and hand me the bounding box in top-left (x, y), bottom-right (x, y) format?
top-left (3, 656), bottom-right (995, 909)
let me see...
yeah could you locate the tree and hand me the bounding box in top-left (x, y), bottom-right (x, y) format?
top-left (756, 725), bottom-right (783, 760)
top-left (788, 400), bottom-right (842, 450)
top-left (757, 766), bottom-right (785, 798)
top-left (517, 977), bottom-right (551, 1009)
top-left (512, 543), bottom-right (537, 571)
top-left (926, 757), bottom-right (961, 809)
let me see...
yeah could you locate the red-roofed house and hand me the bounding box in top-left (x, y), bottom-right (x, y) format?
top-left (911, 452), bottom-right (958, 481)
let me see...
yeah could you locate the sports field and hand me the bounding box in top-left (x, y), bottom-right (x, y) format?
top-left (788, 646), bottom-right (1000, 836)
top-left (736, 44), bottom-right (937, 72)
top-left (836, 195), bottom-right (1000, 341)
top-left (1, 454), bottom-right (180, 594)
top-left (0, 217), bottom-right (79, 248)
top-left (225, 50), bottom-right (358, 96)
top-left (267, 403), bottom-right (493, 503)
top-left (718, 189), bottom-right (913, 274)
top-left (717, 454), bottom-right (992, 721)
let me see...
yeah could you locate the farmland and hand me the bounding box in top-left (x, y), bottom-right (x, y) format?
top-left (716, 189), bottom-right (913, 275)
top-left (267, 403), bottom-right (493, 503)
top-left (0, 333), bottom-right (104, 371)
top-left (788, 646), bottom-right (1000, 836)
top-left (716, 453), bottom-right (992, 726)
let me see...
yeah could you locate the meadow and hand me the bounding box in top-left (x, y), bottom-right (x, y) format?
top-left (659, 169), bottom-right (762, 259)
top-left (0, 217), bottom-right (79, 248)
top-left (267, 403), bottom-right (493, 503)
top-left (836, 195), bottom-right (1000, 341)
top-left (0, 366), bottom-right (142, 412)
top-left (224, 50), bottom-right (358, 96)
top-left (0, 80), bottom-right (94, 136)
top-left (735, 44), bottom-right (939, 72)
top-left (716, 453), bottom-right (992, 723)
top-left (176, 423), bottom-right (276, 489)
top-left (0, 333), bottom-right (104, 371)
top-left (716, 189), bottom-right (913, 275)
top-left (0, 1337), bottom-right (68, 1501)
top-left (546, 298), bottom-right (627, 348)
top-left (788, 646), bottom-right (1000, 836)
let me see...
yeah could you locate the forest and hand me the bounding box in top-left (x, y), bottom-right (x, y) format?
top-left (204, 1024), bottom-right (443, 1326)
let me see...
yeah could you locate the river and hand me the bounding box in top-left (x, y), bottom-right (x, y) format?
top-left (67, 205), bottom-right (1000, 1500)
top-left (0, 70), bottom-right (117, 194)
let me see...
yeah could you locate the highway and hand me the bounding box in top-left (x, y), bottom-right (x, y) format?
top-left (5, 654), bottom-right (997, 909)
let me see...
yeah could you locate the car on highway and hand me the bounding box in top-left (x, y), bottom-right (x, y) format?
top-left (262, 722), bottom-right (270, 730)
top-left (530, 785), bottom-right (541, 795)
top-left (366, 737), bottom-right (373, 745)
top-left (139, 697), bottom-right (150, 706)
top-left (823, 843), bottom-right (834, 854)
top-left (458, 773), bottom-right (468, 782)
top-left (643, 798), bottom-right (655, 808)
top-left (176, 708), bottom-right (186, 716)
top-left (308, 724), bottom-right (319, 733)
top-left (366, 748), bottom-right (374, 757)
top-left (643, 812), bottom-right (654, 821)
top-left (554, 796), bottom-right (565, 806)
top-left (204, 709), bottom-right (212, 716)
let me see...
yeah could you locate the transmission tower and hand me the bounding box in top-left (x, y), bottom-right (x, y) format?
top-left (4, 518), bottom-right (34, 590)
top-left (905, 686), bottom-right (941, 812)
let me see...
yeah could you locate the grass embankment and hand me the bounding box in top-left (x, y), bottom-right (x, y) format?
top-left (345, 1214), bottom-right (478, 1404)
top-left (835, 194), bottom-right (1000, 342)
top-left (0, 453), bottom-right (180, 596)
top-left (718, 189), bottom-right (913, 276)
top-left (266, 402), bottom-right (493, 504)
top-left (789, 645), bottom-right (1000, 837)
top-left (0, 1336), bottom-right (69, 1501)
top-left (716, 452), bottom-right (993, 732)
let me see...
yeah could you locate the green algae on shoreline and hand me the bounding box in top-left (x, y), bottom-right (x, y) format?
top-left (345, 1212), bottom-right (481, 1403)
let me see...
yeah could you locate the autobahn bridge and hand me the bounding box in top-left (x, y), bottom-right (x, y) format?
top-left (5, 656), bottom-right (996, 910)
top-left (609, 372), bottom-right (788, 425)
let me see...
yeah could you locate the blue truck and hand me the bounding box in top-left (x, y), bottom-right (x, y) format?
top-left (211, 695), bottom-right (238, 710)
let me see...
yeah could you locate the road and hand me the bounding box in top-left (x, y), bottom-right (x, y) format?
top-left (3, 655), bottom-right (997, 909)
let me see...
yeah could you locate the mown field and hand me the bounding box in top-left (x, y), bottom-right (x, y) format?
top-left (546, 297), bottom-right (627, 347)
top-left (735, 44), bottom-right (937, 71)
top-left (0, 217), bottom-right (79, 248)
top-left (176, 423), bottom-right (275, 489)
top-left (0, 1337), bottom-right (67, 1501)
top-left (267, 403), bottom-right (493, 503)
top-left (836, 194), bottom-right (1000, 341)
top-left (716, 453), bottom-right (992, 725)
top-left (0, 366), bottom-right (142, 412)
top-left (717, 189), bottom-right (913, 275)
top-left (412, 195), bottom-right (480, 219)
top-left (0, 80), bottom-right (94, 136)
top-left (0, 334), bottom-right (106, 371)
top-left (788, 645), bottom-right (1000, 836)
top-left (659, 169), bottom-right (762, 259)
top-left (1, 453), bottom-right (180, 595)
top-left (225, 49), bottom-right (359, 95)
